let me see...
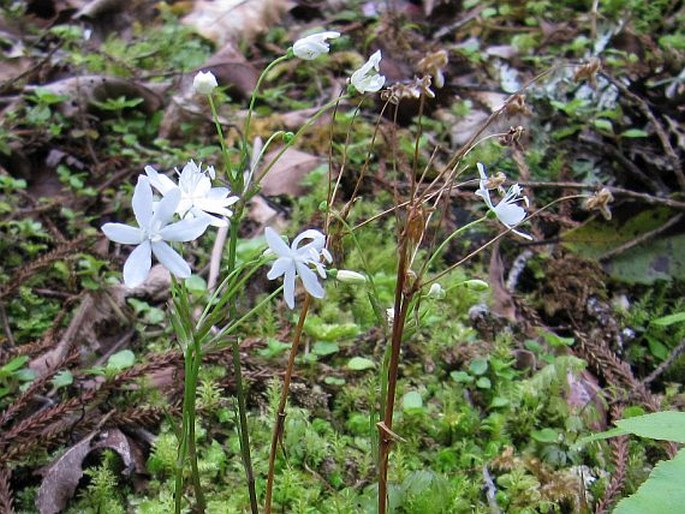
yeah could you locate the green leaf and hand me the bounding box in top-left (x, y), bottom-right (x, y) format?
top-left (469, 358), bottom-right (488, 376)
top-left (532, 428), bottom-right (559, 443)
top-left (1, 355), bottom-right (29, 374)
top-left (651, 312), bottom-right (685, 327)
top-left (476, 376), bottom-right (491, 389)
top-left (106, 350), bottom-right (135, 371)
top-left (312, 341), bottom-right (339, 357)
top-left (324, 376), bottom-right (345, 386)
top-left (592, 118), bottom-right (613, 132)
top-left (614, 449), bottom-right (685, 514)
top-left (450, 371), bottom-right (474, 383)
top-left (615, 412), bottom-right (685, 443)
top-left (347, 357), bottom-right (375, 371)
top-left (51, 370), bottom-right (73, 389)
top-left (621, 128), bottom-right (649, 138)
top-left (185, 275), bottom-right (207, 295)
top-left (401, 391), bottom-right (424, 412)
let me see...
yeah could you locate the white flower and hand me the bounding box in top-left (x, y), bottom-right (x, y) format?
top-left (475, 162), bottom-right (532, 240)
top-left (350, 50), bottom-right (385, 94)
top-left (293, 31), bottom-right (340, 60)
top-left (101, 176), bottom-right (210, 287)
top-left (193, 71), bottom-right (218, 95)
top-left (264, 227), bottom-right (332, 309)
top-left (145, 161), bottom-right (239, 228)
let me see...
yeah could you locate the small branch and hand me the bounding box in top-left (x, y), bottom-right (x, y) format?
top-left (599, 213), bottom-right (682, 261)
top-left (644, 339), bottom-right (685, 385)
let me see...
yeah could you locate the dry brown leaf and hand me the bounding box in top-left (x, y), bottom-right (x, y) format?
top-left (259, 148), bottom-right (322, 196)
top-left (36, 429), bottom-right (144, 514)
top-left (30, 265), bottom-right (171, 378)
top-left (181, 0), bottom-right (288, 46)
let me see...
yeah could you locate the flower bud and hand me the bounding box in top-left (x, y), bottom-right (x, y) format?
top-left (333, 269), bottom-right (367, 284)
top-left (427, 283), bottom-right (445, 299)
top-left (282, 131), bottom-right (295, 144)
top-left (193, 71), bottom-right (218, 95)
top-left (463, 279), bottom-right (489, 291)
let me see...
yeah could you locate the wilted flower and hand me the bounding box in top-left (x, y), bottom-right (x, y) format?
top-left (101, 176), bottom-right (210, 287)
top-left (145, 161), bottom-right (239, 227)
top-left (264, 227), bottom-right (332, 309)
top-left (475, 163), bottom-right (532, 240)
top-left (292, 31), bottom-right (340, 60)
top-left (350, 50), bottom-right (385, 94)
top-left (193, 70), bottom-right (218, 95)
top-left (584, 187), bottom-right (614, 220)
top-left (417, 50), bottom-right (448, 89)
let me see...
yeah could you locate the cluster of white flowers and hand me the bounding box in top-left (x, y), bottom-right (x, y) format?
top-left (102, 161), bottom-right (238, 287)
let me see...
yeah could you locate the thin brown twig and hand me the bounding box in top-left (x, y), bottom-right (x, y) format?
top-left (264, 294), bottom-right (312, 514)
top-left (599, 213), bottom-right (683, 261)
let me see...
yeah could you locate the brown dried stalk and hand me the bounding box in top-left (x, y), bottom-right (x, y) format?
top-left (0, 466), bottom-right (14, 514)
top-left (595, 407), bottom-right (629, 514)
top-left (264, 294), bottom-right (312, 514)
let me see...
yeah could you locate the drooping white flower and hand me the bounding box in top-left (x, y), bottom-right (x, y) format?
top-left (193, 70), bottom-right (218, 95)
top-left (350, 50), bottom-right (385, 94)
top-left (101, 176), bottom-right (210, 287)
top-left (145, 161), bottom-right (239, 227)
top-left (475, 162), bottom-right (532, 240)
top-left (264, 227), bottom-right (332, 309)
top-left (293, 31), bottom-right (340, 60)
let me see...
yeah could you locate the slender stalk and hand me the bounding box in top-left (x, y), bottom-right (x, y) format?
top-left (378, 235), bottom-right (413, 514)
top-left (264, 294), bottom-right (312, 514)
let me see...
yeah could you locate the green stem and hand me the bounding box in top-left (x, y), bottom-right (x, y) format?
top-left (253, 95), bottom-right (349, 186)
top-left (242, 54), bottom-right (293, 169)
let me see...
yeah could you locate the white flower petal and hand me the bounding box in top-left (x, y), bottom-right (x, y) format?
top-left (296, 262), bottom-right (324, 298)
top-left (145, 166), bottom-right (177, 195)
top-left (151, 241), bottom-right (191, 278)
top-left (101, 223), bottom-right (144, 245)
top-left (267, 257), bottom-right (292, 280)
top-left (283, 266), bottom-right (296, 309)
top-left (123, 240), bottom-right (152, 287)
top-left (160, 216), bottom-right (210, 242)
top-left (154, 187), bottom-right (182, 225)
top-left (193, 71), bottom-right (218, 95)
top-left (495, 202), bottom-right (526, 226)
top-left (265, 227), bottom-right (292, 257)
top-left (132, 176), bottom-right (154, 229)
top-left (293, 31), bottom-right (340, 60)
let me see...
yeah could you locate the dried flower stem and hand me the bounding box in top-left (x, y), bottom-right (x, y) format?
top-left (264, 294), bottom-right (312, 514)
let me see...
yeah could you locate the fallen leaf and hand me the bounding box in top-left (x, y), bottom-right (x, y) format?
top-left (182, 0), bottom-right (287, 46)
top-left (36, 429), bottom-right (144, 514)
top-left (259, 148), bottom-right (322, 196)
top-left (35, 433), bottom-right (95, 514)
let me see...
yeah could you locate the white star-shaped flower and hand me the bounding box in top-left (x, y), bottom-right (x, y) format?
top-left (145, 160), bottom-right (239, 227)
top-left (350, 50), bottom-right (385, 94)
top-left (101, 176), bottom-right (210, 287)
top-left (264, 227), bottom-right (332, 309)
top-left (292, 31), bottom-right (340, 60)
top-left (475, 162), bottom-right (532, 240)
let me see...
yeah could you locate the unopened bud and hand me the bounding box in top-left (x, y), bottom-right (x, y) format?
top-left (427, 283), bottom-right (445, 299)
top-left (193, 71), bottom-right (218, 95)
top-left (463, 279), bottom-right (489, 291)
top-left (334, 269), bottom-right (367, 284)
top-left (283, 132), bottom-right (295, 144)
